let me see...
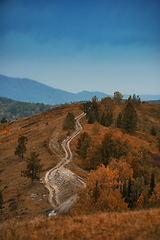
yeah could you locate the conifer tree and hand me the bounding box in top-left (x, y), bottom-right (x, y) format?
top-left (15, 135), bottom-right (28, 159)
top-left (148, 172), bottom-right (155, 197)
top-left (122, 96), bottom-right (137, 133)
top-left (88, 111), bottom-right (96, 124)
top-left (21, 152), bottom-right (43, 184)
top-left (87, 96), bottom-right (99, 124)
top-left (63, 112), bottom-right (75, 130)
top-left (76, 132), bottom-right (90, 160)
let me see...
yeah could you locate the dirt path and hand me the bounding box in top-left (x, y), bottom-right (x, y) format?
top-left (44, 112), bottom-right (86, 216)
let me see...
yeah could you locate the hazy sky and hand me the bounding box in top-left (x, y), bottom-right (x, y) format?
top-left (0, 0), bottom-right (160, 95)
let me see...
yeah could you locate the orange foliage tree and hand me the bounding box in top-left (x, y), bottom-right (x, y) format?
top-left (74, 165), bottom-right (128, 214)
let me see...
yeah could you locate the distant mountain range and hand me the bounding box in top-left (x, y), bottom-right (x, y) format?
top-left (0, 75), bottom-right (108, 104)
top-left (0, 75), bottom-right (160, 104)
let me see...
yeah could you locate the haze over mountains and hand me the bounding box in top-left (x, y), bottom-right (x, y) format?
top-left (0, 75), bottom-right (159, 104)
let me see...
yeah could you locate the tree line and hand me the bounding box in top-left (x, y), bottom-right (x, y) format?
top-left (81, 92), bottom-right (139, 133)
top-left (0, 97), bottom-right (52, 121)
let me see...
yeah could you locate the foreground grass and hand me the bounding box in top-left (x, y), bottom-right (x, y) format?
top-left (0, 208), bottom-right (160, 240)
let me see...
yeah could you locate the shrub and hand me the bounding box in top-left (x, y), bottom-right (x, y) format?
top-left (1, 117), bottom-right (7, 123)
top-left (151, 126), bottom-right (156, 136)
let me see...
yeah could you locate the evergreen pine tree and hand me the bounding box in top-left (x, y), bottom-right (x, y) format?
top-left (76, 132), bottom-right (90, 159)
top-left (15, 135), bottom-right (28, 159)
top-left (88, 111), bottom-right (96, 124)
top-left (63, 112), bottom-right (75, 130)
top-left (21, 152), bottom-right (43, 184)
top-left (148, 172), bottom-right (155, 197)
top-left (122, 96), bottom-right (137, 133)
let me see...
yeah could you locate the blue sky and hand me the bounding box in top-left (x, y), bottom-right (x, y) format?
top-left (0, 0), bottom-right (160, 95)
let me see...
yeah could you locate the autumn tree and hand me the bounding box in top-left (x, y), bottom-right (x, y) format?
top-left (122, 96), bottom-right (137, 133)
top-left (113, 91), bottom-right (123, 103)
top-left (80, 101), bottom-right (92, 119)
top-left (15, 135), bottom-right (28, 159)
top-left (87, 96), bottom-right (99, 124)
top-left (63, 112), bottom-right (75, 130)
top-left (98, 131), bottom-right (128, 166)
top-left (21, 152), bottom-right (43, 184)
top-left (100, 111), bottom-right (113, 127)
top-left (76, 132), bottom-right (91, 160)
top-left (109, 157), bottom-right (133, 183)
top-left (74, 165), bottom-right (128, 213)
top-left (101, 97), bottom-right (114, 113)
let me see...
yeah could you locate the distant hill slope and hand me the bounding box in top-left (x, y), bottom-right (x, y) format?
top-left (0, 75), bottom-right (108, 104)
top-left (0, 96), bottom-right (52, 121)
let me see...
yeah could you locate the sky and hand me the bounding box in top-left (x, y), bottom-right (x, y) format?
top-left (0, 0), bottom-right (160, 95)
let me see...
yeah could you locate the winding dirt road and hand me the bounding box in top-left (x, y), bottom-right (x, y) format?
top-left (44, 112), bottom-right (86, 216)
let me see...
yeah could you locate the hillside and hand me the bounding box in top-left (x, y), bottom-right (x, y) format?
top-left (0, 75), bottom-right (108, 104)
top-left (0, 97), bottom-right (52, 121)
top-left (0, 100), bottom-right (160, 239)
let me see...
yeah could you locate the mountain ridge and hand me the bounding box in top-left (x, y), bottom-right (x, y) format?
top-left (0, 75), bottom-right (108, 104)
top-left (0, 74), bottom-right (159, 104)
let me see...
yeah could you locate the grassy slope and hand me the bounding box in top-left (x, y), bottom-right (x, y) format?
top-left (0, 103), bottom-right (81, 221)
top-left (0, 208), bottom-right (160, 239)
top-left (0, 102), bottom-right (160, 239)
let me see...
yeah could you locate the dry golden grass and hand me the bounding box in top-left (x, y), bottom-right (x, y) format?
top-left (0, 208), bottom-right (160, 240)
top-left (0, 103), bottom-right (82, 222)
